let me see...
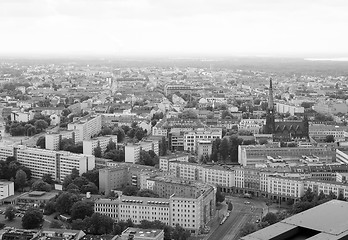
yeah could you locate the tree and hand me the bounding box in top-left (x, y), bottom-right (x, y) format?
top-left (302, 188), bottom-right (315, 202)
top-left (105, 139), bottom-right (116, 152)
top-left (34, 119), bottom-right (48, 132)
top-left (49, 220), bottom-right (64, 229)
top-left (325, 135), bottom-right (335, 143)
top-left (338, 192), bottom-right (345, 201)
top-left (32, 179), bottom-right (51, 192)
top-left (55, 192), bottom-right (80, 214)
top-left (44, 201), bottom-right (56, 215)
top-left (81, 182), bottom-right (98, 194)
top-left (219, 138), bottom-right (230, 161)
top-left (72, 176), bottom-right (90, 189)
top-left (100, 127), bottom-right (112, 136)
top-left (22, 208), bottom-right (44, 229)
top-left (179, 110), bottom-right (198, 119)
top-left (159, 136), bottom-right (167, 156)
top-left (82, 170), bottom-right (99, 188)
top-left (71, 200), bottom-right (94, 220)
top-left (4, 205), bottom-right (16, 221)
top-left (84, 213), bottom-right (114, 235)
top-left (216, 188), bottom-right (225, 203)
top-left (94, 145), bottom-right (102, 157)
top-left (135, 128), bottom-right (145, 141)
top-left (36, 136), bottom-right (46, 149)
top-left (112, 127), bottom-right (125, 143)
top-left (42, 173), bottom-right (54, 184)
top-left (123, 186), bottom-right (138, 196)
top-left (15, 169), bottom-right (27, 191)
top-left (71, 168), bottom-right (80, 180)
top-left (262, 212), bottom-right (278, 225)
top-left (139, 150), bottom-right (157, 166)
top-left (66, 183), bottom-right (81, 194)
top-left (240, 223), bottom-right (258, 237)
top-left (259, 139), bottom-right (268, 145)
top-left (211, 138), bottom-right (221, 162)
top-left (172, 224), bottom-right (191, 240)
top-left (62, 175), bottom-right (73, 189)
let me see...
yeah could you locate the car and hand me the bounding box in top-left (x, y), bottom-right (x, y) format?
top-left (256, 219), bottom-right (260, 223)
top-left (244, 201), bottom-right (250, 204)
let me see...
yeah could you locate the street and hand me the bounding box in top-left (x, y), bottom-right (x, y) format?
top-left (205, 196), bottom-right (265, 240)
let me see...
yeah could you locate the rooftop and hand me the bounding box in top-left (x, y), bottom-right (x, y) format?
top-left (121, 227), bottom-right (163, 238)
top-left (242, 200), bottom-right (348, 240)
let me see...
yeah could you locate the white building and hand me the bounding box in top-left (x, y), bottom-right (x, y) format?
top-left (0, 144), bottom-right (95, 182)
top-left (184, 128), bottom-right (222, 152)
top-left (68, 114), bottom-right (102, 142)
top-left (159, 153), bottom-right (189, 171)
top-left (276, 103), bottom-right (304, 116)
top-left (0, 181), bottom-right (14, 200)
top-left (83, 135), bottom-right (117, 155)
top-left (268, 175), bottom-right (304, 199)
top-left (45, 130), bottom-right (77, 150)
top-left (125, 140), bottom-right (159, 164)
top-left (10, 111), bottom-right (33, 122)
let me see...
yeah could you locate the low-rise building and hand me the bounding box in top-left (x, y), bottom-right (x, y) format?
top-left (83, 135), bottom-right (117, 155)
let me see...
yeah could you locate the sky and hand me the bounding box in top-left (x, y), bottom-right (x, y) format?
top-left (0, 0), bottom-right (348, 58)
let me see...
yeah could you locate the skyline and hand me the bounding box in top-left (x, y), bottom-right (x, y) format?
top-left (1, 0), bottom-right (348, 58)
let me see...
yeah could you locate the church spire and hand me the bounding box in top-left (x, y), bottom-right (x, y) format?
top-left (268, 77), bottom-right (274, 111)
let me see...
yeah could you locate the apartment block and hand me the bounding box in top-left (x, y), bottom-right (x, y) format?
top-left (309, 124), bottom-right (348, 142)
top-left (197, 140), bottom-right (212, 160)
top-left (267, 175), bottom-right (304, 200)
top-left (0, 144), bottom-right (95, 182)
top-left (67, 114), bottom-right (102, 142)
top-left (125, 140), bottom-right (159, 164)
top-left (183, 128), bottom-right (221, 152)
top-left (95, 182), bottom-right (216, 235)
top-left (83, 135), bottom-right (117, 155)
top-left (45, 130), bottom-right (77, 150)
top-left (0, 181), bottom-right (14, 200)
top-left (159, 153), bottom-right (189, 171)
top-left (99, 163), bottom-right (164, 194)
top-left (276, 102), bottom-right (304, 116)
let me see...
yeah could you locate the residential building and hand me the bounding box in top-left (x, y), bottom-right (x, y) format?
top-left (309, 124), bottom-right (348, 142)
top-left (67, 114), bottom-right (102, 142)
top-left (45, 130), bottom-right (77, 150)
top-left (183, 128), bottom-right (222, 152)
top-left (276, 102), bottom-right (304, 116)
top-left (159, 153), bottom-right (189, 171)
top-left (197, 140), bottom-right (212, 160)
top-left (83, 135), bottom-right (117, 155)
top-left (10, 111), bottom-right (33, 122)
top-left (125, 140), bottom-right (159, 164)
top-left (0, 144), bottom-right (95, 182)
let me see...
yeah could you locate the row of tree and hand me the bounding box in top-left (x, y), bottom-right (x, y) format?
top-left (5, 115), bottom-right (50, 136)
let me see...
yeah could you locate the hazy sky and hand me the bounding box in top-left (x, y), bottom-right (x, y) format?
top-left (0, 0), bottom-right (347, 57)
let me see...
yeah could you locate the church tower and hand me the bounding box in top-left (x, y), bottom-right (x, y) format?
top-left (265, 78), bottom-right (275, 134)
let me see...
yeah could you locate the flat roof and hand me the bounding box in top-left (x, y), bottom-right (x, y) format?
top-left (242, 200), bottom-right (348, 240)
top-left (122, 227), bottom-right (163, 238)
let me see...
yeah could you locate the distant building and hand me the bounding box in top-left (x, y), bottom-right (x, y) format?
top-left (10, 111), bottom-right (33, 122)
top-left (197, 140), bottom-right (212, 160)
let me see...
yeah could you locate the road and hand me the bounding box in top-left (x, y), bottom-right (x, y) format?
top-left (206, 197), bottom-right (264, 240)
